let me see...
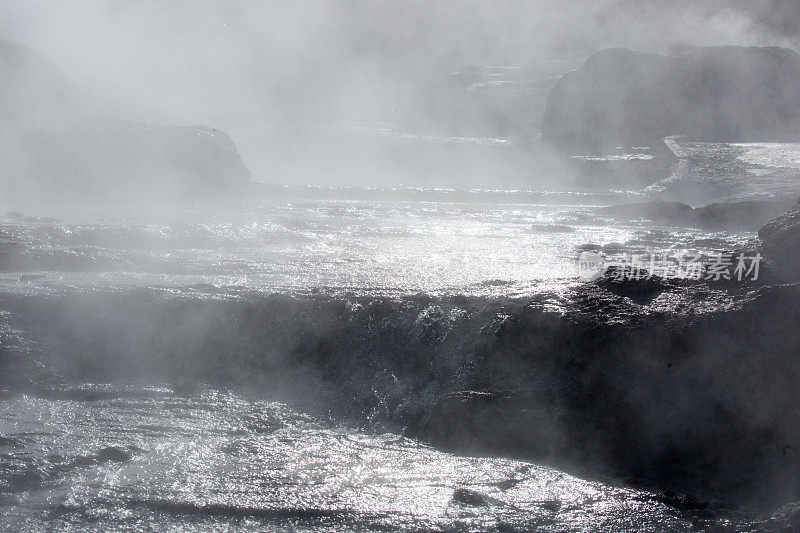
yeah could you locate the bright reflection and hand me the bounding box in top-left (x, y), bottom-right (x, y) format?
top-left (0, 386), bottom-right (699, 531)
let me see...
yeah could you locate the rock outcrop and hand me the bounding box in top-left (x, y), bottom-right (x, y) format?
top-left (599, 200), bottom-right (694, 223)
top-left (4, 273), bottom-right (799, 507)
top-left (600, 198), bottom-right (795, 231)
top-left (0, 39), bottom-right (250, 203)
top-left (759, 197), bottom-right (800, 280)
top-left (542, 46), bottom-right (800, 152)
top-left (0, 39), bottom-right (78, 123)
top-left (0, 122), bottom-right (251, 202)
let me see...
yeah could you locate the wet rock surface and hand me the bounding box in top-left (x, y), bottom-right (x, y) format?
top-left (2, 269), bottom-right (797, 508)
top-left (759, 198), bottom-right (800, 281)
top-left (2, 198), bottom-right (800, 522)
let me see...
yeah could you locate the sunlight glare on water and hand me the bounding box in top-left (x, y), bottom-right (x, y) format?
top-left (0, 386), bottom-right (694, 532)
top-left (0, 195), bottom-right (750, 297)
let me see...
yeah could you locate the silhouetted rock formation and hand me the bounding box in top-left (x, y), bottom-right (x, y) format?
top-left (5, 274), bottom-right (800, 506)
top-left (0, 122), bottom-right (251, 201)
top-left (600, 198), bottom-right (795, 231)
top-left (759, 197), bottom-right (800, 280)
top-left (0, 39), bottom-right (250, 202)
top-left (600, 200), bottom-right (694, 223)
top-left (543, 46), bottom-right (800, 152)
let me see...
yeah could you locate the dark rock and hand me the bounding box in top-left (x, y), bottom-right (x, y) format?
top-left (694, 199), bottom-right (796, 231)
top-left (758, 199), bottom-right (800, 281)
top-left (599, 201), bottom-right (694, 223)
top-left (452, 488), bottom-right (489, 507)
top-left (539, 500), bottom-right (562, 512)
top-left (6, 469), bottom-right (43, 491)
top-left (69, 446), bottom-right (134, 467)
top-left (96, 446), bottom-right (133, 463)
top-left (530, 224), bottom-right (575, 233)
top-left (600, 199), bottom-right (795, 231)
top-left (0, 436), bottom-right (22, 448)
top-left (543, 46), bottom-right (800, 152)
top-left (596, 266), bottom-right (666, 301)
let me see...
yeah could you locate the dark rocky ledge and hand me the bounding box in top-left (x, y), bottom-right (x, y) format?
top-left (759, 197), bottom-right (800, 281)
top-left (599, 198), bottom-right (796, 231)
top-left (2, 237), bottom-right (799, 510)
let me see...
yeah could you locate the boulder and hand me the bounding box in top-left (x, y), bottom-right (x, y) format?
top-left (0, 39), bottom-right (251, 202)
top-left (758, 198), bottom-right (800, 280)
top-left (693, 199), bottom-right (795, 231)
top-left (599, 201), bottom-right (694, 223)
top-left (600, 198), bottom-right (795, 231)
top-left (0, 122), bottom-right (251, 202)
top-left (542, 46), bottom-right (800, 152)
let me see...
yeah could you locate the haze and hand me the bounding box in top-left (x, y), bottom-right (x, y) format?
top-left (0, 0), bottom-right (796, 187)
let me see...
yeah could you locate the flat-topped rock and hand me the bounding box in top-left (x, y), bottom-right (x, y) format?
top-left (543, 46), bottom-right (800, 152)
top-left (0, 40), bottom-right (251, 203)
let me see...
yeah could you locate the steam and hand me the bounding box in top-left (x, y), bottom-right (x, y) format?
top-left (1, 1), bottom-right (796, 187)
top-left (3, 1), bottom-right (800, 516)
top-left (0, 0), bottom-right (797, 186)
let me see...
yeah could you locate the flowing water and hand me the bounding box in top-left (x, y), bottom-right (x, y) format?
top-left (0, 386), bottom-right (706, 532)
top-left (1, 140), bottom-right (798, 530)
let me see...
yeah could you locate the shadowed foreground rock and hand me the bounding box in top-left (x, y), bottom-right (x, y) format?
top-left (4, 199), bottom-right (800, 510)
top-left (3, 265), bottom-right (800, 509)
top-left (759, 198), bottom-right (800, 281)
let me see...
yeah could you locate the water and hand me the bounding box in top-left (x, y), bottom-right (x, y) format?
top-left (648, 139), bottom-right (800, 204)
top-left (0, 190), bottom-right (751, 296)
top-left (0, 386), bottom-right (703, 532)
top-left (1, 148), bottom-right (797, 530)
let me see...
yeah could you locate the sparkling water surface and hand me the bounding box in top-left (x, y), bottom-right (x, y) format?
top-left (0, 187), bottom-right (770, 531)
top-left (0, 192), bottom-right (751, 297)
top-left (0, 386), bottom-right (701, 532)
